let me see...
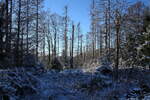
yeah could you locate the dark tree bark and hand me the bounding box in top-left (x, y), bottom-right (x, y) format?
top-left (36, 0), bottom-right (39, 60)
top-left (108, 0), bottom-right (111, 53)
top-left (77, 23), bottom-right (80, 58)
top-left (26, 0), bottom-right (29, 54)
top-left (9, 0), bottom-right (13, 51)
top-left (115, 9), bottom-right (121, 80)
top-left (5, 0), bottom-right (9, 53)
top-left (54, 24), bottom-right (57, 58)
top-left (16, 0), bottom-right (21, 66)
top-left (64, 6), bottom-right (68, 65)
top-left (70, 24), bottom-right (74, 68)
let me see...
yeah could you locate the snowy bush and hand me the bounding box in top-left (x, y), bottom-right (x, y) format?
top-left (50, 57), bottom-right (64, 70)
top-left (23, 54), bottom-right (37, 67)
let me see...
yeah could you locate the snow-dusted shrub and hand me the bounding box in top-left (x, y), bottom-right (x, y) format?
top-left (76, 78), bottom-right (104, 92)
top-left (0, 53), bottom-right (14, 68)
top-left (0, 68), bottom-right (41, 99)
top-left (23, 54), bottom-right (37, 67)
top-left (95, 65), bottom-right (113, 76)
top-left (137, 25), bottom-right (150, 69)
top-left (50, 57), bottom-right (64, 70)
top-left (75, 73), bottom-right (113, 94)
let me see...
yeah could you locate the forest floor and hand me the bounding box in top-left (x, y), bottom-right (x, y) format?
top-left (0, 65), bottom-right (150, 100)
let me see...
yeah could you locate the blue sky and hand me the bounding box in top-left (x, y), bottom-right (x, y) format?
top-left (44, 0), bottom-right (91, 34)
top-left (44, 0), bottom-right (150, 34)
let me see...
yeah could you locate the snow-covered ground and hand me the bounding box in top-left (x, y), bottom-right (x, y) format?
top-left (0, 66), bottom-right (150, 100)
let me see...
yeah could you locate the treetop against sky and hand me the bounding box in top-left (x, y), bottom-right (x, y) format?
top-left (44, 0), bottom-right (149, 34)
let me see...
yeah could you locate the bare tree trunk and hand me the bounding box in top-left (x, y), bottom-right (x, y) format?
top-left (70, 24), bottom-right (74, 68)
top-left (47, 38), bottom-right (51, 64)
top-left (47, 21), bottom-right (52, 64)
top-left (21, 28), bottom-right (24, 66)
top-left (80, 35), bottom-right (83, 57)
top-left (16, 0), bottom-right (21, 66)
top-left (85, 34), bottom-right (89, 61)
top-left (43, 30), bottom-right (45, 61)
top-left (99, 29), bottom-right (103, 56)
top-left (5, 0), bottom-right (9, 53)
top-left (83, 46), bottom-right (86, 62)
top-left (92, 35), bottom-right (95, 59)
top-left (91, 0), bottom-right (96, 59)
top-left (9, 0), bottom-right (13, 52)
top-left (64, 6), bottom-right (68, 65)
top-left (77, 23), bottom-right (80, 59)
top-left (70, 37), bottom-right (71, 58)
top-left (26, 0), bottom-right (29, 54)
top-left (115, 26), bottom-right (120, 80)
top-left (54, 27), bottom-right (57, 58)
top-left (36, 0), bottom-right (39, 61)
top-left (108, 0), bottom-right (111, 53)
top-left (105, 8), bottom-right (108, 50)
top-left (0, 3), bottom-right (5, 61)
top-left (57, 34), bottom-right (59, 57)
top-left (115, 9), bottom-right (121, 80)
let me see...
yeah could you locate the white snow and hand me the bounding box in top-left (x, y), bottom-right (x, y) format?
top-left (0, 66), bottom-right (150, 100)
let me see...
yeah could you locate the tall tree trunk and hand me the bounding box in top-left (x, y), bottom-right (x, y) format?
top-left (43, 30), bottom-right (45, 61)
top-left (80, 35), bottom-right (83, 57)
top-left (64, 6), bottom-right (68, 65)
top-left (105, 8), bottom-right (108, 50)
top-left (26, 0), bottom-right (29, 54)
top-left (36, 0), bottom-right (39, 61)
top-left (5, 0), bottom-right (9, 53)
top-left (21, 28), bottom-right (24, 66)
top-left (115, 9), bottom-right (121, 80)
top-left (16, 0), bottom-right (21, 66)
top-left (47, 21), bottom-right (51, 64)
top-left (108, 0), bottom-right (111, 53)
top-left (77, 23), bottom-right (80, 58)
top-left (99, 29), bottom-right (103, 56)
top-left (54, 27), bottom-right (57, 58)
top-left (47, 38), bottom-right (51, 64)
top-left (70, 24), bottom-right (74, 68)
top-left (0, 3), bottom-right (5, 60)
top-left (57, 34), bottom-right (59, 57)
top-left (9, 0), bottom-right (13, 52)
top-left (92, 35), bottom-right (95, 59)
